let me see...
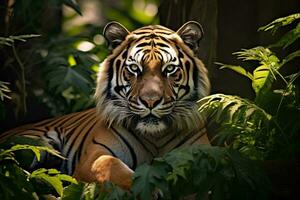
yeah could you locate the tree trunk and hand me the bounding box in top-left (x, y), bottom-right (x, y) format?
top-left (159, 0), bottom-right (218, 77)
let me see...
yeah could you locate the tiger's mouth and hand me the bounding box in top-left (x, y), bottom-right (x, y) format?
top-left (134, 114), bottom-right (168, 135)
top-left (140, 115), bottom-right (160, 124)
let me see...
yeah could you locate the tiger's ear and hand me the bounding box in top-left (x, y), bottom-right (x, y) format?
top-left (103, 22), bottom-right (130, 50)
top-left (177, 21), bottom-right (204, 54)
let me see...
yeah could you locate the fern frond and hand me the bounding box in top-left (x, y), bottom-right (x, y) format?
top-left (198, 94), bottom-right (273, 159)
top-left (198, 94), bottom-right (271, 125)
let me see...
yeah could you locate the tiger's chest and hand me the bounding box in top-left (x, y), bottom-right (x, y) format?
top-left (86, 124), bottom-right (208, 170)
top-left (76, 124), bottom-right (155, 171)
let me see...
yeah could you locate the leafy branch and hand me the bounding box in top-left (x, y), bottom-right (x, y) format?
top-left (0, 35), bottom-right (41, 47)
top-left (0, 81), bottom-right (11, 101)
top-left (132, 145), bottom-right (269, 200)
top-left (0, 34), bottom-right (41, 115)
top-left (206, 13), bottom-right (300, 160)
top-left (258, 13), bottom-right (300, 34)
top-left (61, 145), bottom-right (269, 200)
top-left (0, 142), bottom-right (76, 199)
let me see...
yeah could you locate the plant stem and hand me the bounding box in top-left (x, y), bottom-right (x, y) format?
top-left (12, 43), bottom-right (27, 114)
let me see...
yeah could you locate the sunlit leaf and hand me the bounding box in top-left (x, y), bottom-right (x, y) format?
top-left (252, 64), bottom-right (272, 94)
top-left (31, 169), bottom-right (64, 196)
top-left (198, 93), bottom-right (272, 146)
top-left (217, 63), bottom-right (253, 80)
top-left (0, 144), bottom-right (64, 161)
top-left (30, 168), bottom-right (77, 196)
top-left (68, 54), bottom-right (77, 67)
top-left (258, 13), bottom-right (300, 34)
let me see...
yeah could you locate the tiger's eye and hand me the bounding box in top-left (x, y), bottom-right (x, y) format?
top-left (167, 65), bottom-right (175, 71)
top-left (130, 64), bottom-right (138, 71)
top-left (164, 65), bottom-right (178, 75)
top-left (127, 64), bottom-right (141, 75)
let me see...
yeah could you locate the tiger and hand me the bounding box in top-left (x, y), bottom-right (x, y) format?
top-left (0, 21), bottom-right (210, 190)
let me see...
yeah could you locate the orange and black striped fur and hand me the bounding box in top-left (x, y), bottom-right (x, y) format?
top-left (0, 21), bottom-right (210, 189)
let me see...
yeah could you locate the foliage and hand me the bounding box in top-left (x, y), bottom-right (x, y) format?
top-left (62, 182), bottom-right (132, 200)
top-left (36, 35), bottom-right (103, 115)
top-left (61, 145), bottom-right (269, 200)
top-left (132, 145), bottom-right (269, 200)
top-left (202, 13), bottom-right (300, 160)
top-left (0, 140), bottom-right (76, 200)
top-left (102, 0), bottom-right (159, 30)
top-left (0, 34), bottom-right (41, 115)
top-left (258, 13), bottom-right (300, 34)
top-left (0, 0), bottom-right (159, 119)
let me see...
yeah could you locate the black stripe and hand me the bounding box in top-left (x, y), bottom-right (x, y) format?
top-left (111, 126), bottom-right (137, 169)
top-left (65, 111), bottom-right (95, 135)
top-left (134, 31), bottom-right (153, 35)
top-left (92, 138), bottom-right (117, 157)
top-left (136, 42), bottom-right (151, 48)
top-left (175, 127), bottom-right (206, 148)
top-left (158, 134), bottom-right (178, 149)
top-left (189, 131), bottom-right (206, 145)
top-left (158, 36), bottom-right (173, 44)
top-left (54, 127), bottom-right (64, 145)
top-left (254, 76), bottom-right (266, 80)
top-left (78, 120), bottom-right (98, 162)
top-left (130, 131), bottom-right (157, 157)
top-left (65, 114), bottom-right (95, 156)
top-left (71, 120), bottom-right (97, 174)
top-left (155, 31), bottom-right (173, 35)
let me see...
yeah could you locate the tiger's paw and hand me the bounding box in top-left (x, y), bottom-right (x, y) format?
top-left (91, 155), bottom-right (134, 191)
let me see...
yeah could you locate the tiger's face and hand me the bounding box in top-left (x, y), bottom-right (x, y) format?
top-left (95, 21), bottom-right (210, 136)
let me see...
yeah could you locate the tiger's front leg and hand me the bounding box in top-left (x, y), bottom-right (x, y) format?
top-left (91, 155), bottom-right (134, 190)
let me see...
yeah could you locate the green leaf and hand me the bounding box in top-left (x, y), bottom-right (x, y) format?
top-left (270, 22), bottom-right (300, 49)
top-left (30, 168), bottom-right (76, 196)
top-left (198, 94), bottom-right (271, 151)
top-left (0, 144), bottom-right (64, 161)
top-left (217, 63), bottom-right (253, 80)
top-left (229, 47), bottom-right (281, 95)
top-left (132, 162), bottom-right (168, 200)
top-left (31, 169), bottom-right (64, 196)
top-left (252, 64), bottom-right (272, 94)
top-left (234, 47), bottom-right (278, 64)
top-left (0, 162), bottom-right (36, 200)
top-left (281, 50), bottom-right (300, 66)
top-left (258, 13), bottom-right (300, 34)
top-left (198, 94), bottom-right (271, 122)
top-left (46, 65), bottom-right (93, 96)
top-left (62, 182), bottom-right (85, 200)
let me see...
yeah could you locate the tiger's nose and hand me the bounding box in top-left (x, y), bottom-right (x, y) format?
top-left (139, 95), bottom-right (162, 109)
top-left (139, 75), bottom-right (163, 109)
